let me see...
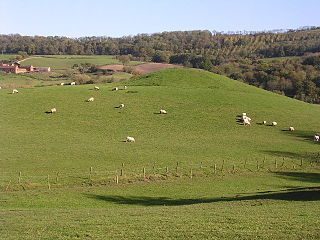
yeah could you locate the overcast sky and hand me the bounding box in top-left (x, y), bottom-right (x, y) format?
top-left (0, 0), bottom-right (319, 38)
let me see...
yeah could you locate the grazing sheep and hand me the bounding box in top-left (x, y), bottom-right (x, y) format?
top-left (94, 86), bottom-right (100, 90)
top-left (119, 104), bottom-right (125, 108)
top-left (242, 113), bottom-right (247, 117)
top-left (12, 89), bottom-right (19, 94)
top-left (0, 86), bottom-right (2, 89)
top-left (70, 82), bottom-right (76, 85)
top-left (126, 136), bottom-right (135, 142)
top-left (112, 87), bottom-right (118, 91)
top-left (50, 108), bottom-right (57, 113)
top-left (87, 97), bottom-right (94, 102)
top-left (289, 126), bottom-right (295, 131)
top-left (124, 86), bottom-right (128, 90)
top-left (272, 122), bottom-right (277, 126)
top-left (60, 83), bottom-right (65, 86)
top-left (314, 134), bottom-right (320, 141)
top-left (159, 109), bottom-right (167, 114)
top-left (243, 118), bottom-right (251, 126)
top-left (262, 120), bottom-right (267, 125)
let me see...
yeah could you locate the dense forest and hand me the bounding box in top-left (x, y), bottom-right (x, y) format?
top-left (1, 27), bottom-right (320, 102)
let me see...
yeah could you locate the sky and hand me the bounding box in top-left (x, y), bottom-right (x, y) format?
top-left (0, 0), bottom-right (319, 38)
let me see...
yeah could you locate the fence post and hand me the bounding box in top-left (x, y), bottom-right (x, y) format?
top-left (47, 175), bottom-right (51, 190)
top-left (214, 164), bottom-right (217, 174)
top-left (116, 175), bottom-right (119, 184)
top-left (190, 169), bottom-right (193, 179)
top-left (244, 159), bottom-right (247, 169)
top-left (232, 164), bottom-right (235, 173)
top-left (143, 167), bottom-right (146, 179)
top-left (221, 160), bottom-right (225, 172)
top-left (18, 171), bottom-right (21, 184)
top-left (176, 162), bottom-right (179, 174)
top-left (56, 172), bottom-right (59, 183)
top-left (166, 166), bottom-right (169, 175)
top-left (89, 167), bottom-right (93, 180)
top-left (300, 159), bottom-right (303, 167)
top-left (120, 169), bottom-right (123, 177)
top-left (275, 159), bottom-right (277, 169)
top-left (256, 161), bottom-right (259, 171)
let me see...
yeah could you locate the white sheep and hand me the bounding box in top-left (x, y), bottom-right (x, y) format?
top-left (50, 108), bottom-right (57, 113)
top-left (124, 86), bottom-right (128, 90)
top-left (243, 118), bottom-right (251, 126)
top-left (126, 136), bottom-right (135, 142)
top-left (94, 86), bottom-right (100, 90)
top-left (314, 134), bottom-right (320, 141)
top-left (289, 127), bottom-right (295, 131)
top-left (112, 87), bottom-right (118, 91)
top-left (70, 82), bottom-right (76, 85)
top-left (272, 122), bottom-right (277, 126)
top-left (159, 109), bottom-right (167, 114)
top-left (119, 104), bottom-right (125, 108)
top-left (242, 113), bottom-right (247, 117)
top-left (12, 89), bottom-right (19, 94)
top-left (0, 86), bottom-right (2, 89)
top-left (87, 97), bottom-right (94, 102)
top-left (60, 83), bottom-right (65, 86)
top-left (262, 120), bottom-right (267, 125)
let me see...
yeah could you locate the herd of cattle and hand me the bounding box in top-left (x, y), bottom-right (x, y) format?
top-left (7, 85), bottom-right (320, 142)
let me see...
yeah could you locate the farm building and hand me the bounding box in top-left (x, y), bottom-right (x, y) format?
top-left (0, 63), bottom-right (50, 73)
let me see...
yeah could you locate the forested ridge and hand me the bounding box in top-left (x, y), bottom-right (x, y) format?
top-left (1, 27), bottom-right (320, 102)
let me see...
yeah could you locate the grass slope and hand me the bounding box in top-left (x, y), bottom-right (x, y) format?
top-left (1, 68), bottom-right (319, 239)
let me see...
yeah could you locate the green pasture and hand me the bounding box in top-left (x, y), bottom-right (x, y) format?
top-left (0, 54), bottom-right (18, 61)
top-left (21, 55), bottom-right (143, 70)
top-left (1, 68), bottom-right (319, 239)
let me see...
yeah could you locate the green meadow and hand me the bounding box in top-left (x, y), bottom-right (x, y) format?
top-left (1, 68), bottom-right (319, 239)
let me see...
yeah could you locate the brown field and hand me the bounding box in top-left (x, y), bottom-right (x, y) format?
top-left (99, 64), bottom-right (124, 71)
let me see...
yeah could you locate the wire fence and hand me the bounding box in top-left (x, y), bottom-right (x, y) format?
top-left (1, 156), bottom-right (320, 192)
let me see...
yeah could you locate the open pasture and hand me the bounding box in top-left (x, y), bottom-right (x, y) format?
top-left (1, 68), bottom-right (319, 239)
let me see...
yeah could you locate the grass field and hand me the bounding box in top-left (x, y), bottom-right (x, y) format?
top-left (1, 68), bottom-right (319, 239)
top-left (0, 54), bottom-right (18, 61)
top-left (21, 55), bottom-right (144, 70)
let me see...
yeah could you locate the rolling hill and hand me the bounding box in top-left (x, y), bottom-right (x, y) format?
top-left (1, 68), bottom-right (319, 239)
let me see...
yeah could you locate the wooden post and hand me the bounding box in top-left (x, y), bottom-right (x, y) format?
top-left (18, 171), bottom-right (21, 184)
top-left (244, 159), bottom-right (247, 169)
top-left (221, 160), bottom-right (225, 171)
top-left (263, 157), bottom-right (266, 167)
top-left (214, 164), bottom-right (217, 174)
top-left (89, 167), bottom-right (93, 180)
top-left (120, 169), bottom-right (123, 176)
top-left (275, 159), bottom-right (278, 169)
top-left (190, 169), bottom-right (193, 179)
top-left (166, 166), bottom-right (169, 174)
top-left (300, 159), bottom-right (303, 167)
top-left (257, 161), bottom-right (259, 171)
top-left (116, 175), bottom-right (119, 184)
top-left (56, 172), bottom-right (59, 183)
top-left (122, 163), bottom-right (124, 168)
top-left (176, 162), bottom-right (179, 174)
top-left (153, 165), bottom-right (155, 175)
top-left (47, 175), bottom-right (51, 190)
top-left (232, 164), bottom-right (235, 172)
top-left (143, 167), bottom-right (146, 179)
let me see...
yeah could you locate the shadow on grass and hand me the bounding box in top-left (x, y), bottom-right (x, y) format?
top-left (85, 186), bottom-right (320, 206)
top-left (281, 129), bottom-right (318, 143)
top-left (274, 171), bottom-right (320, 183)
top-left (262, 150), bottom-right (320, 164)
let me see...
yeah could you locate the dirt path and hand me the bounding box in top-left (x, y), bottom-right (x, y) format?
top-left (16, 56), bottom-right (43, 64)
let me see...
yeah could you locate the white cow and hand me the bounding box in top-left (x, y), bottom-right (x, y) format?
top-left (87, 97), bottom-right (94, 102)
top-left (289, 127), bottom-right (295, 131)
top-left (126, 136), bottom-right (135, 142)
top-left (272, 122), bottom-right (277, 126)
top-left (159, 109), bottom-right (167, 114)
top-left (12, 89), bottom-right (19, 94)
top-left (70, 82), bottom-right (76, 85)
top-left (50, 108), bottom-right (57, 113)
top-left (94, 86), bottom-right (100, 90)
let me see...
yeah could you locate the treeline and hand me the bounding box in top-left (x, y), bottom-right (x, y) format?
top-left (1, 27), bottom-right (320, 59)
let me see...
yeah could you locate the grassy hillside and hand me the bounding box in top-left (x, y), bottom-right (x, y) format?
top-left (21, 55), bottom-right (143, 70)
top-left (1, 68), bottom-right (319, 239)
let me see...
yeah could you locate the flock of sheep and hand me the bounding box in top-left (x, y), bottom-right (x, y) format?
top-left (14, 84), bottom-right (168, 143)
top-left (240, 112), bottom-right (319, 141)
top-left (7, 85), bottom-right (319, 142)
